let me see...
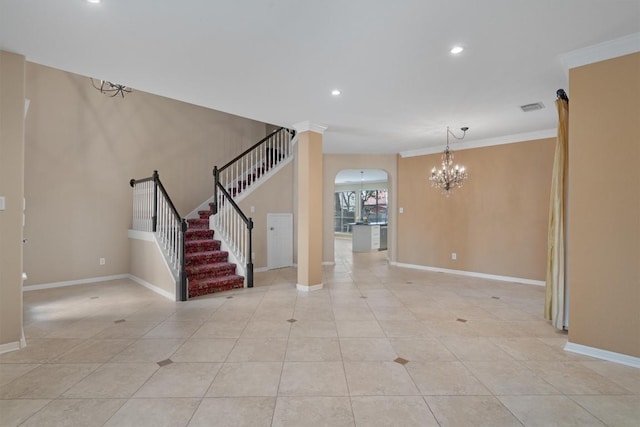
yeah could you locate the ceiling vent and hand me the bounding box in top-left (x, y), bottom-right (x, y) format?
top-left (520, 102), bottom-right (545, 112)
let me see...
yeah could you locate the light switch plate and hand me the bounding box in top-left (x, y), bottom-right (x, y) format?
top-left (0, 196), bottom-right (5, 211)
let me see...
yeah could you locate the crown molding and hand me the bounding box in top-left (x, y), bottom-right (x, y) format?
top-left (559, 32), bottom-right (640, 71)
top-left (292, 121), bottom-right (328, 134)
top-left (399, 128), bottom-right (556, 158)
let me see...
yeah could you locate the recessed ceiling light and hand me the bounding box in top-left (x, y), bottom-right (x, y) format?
top-left (86, 0), bottom-right (101, 4)
top-left (331, 89), bottom-right (341, 96)
top-left (450, 46), bottom-right (464, 54)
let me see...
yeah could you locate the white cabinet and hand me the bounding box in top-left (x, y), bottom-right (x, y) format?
top-left (352, 224), bottom-right (380, 252)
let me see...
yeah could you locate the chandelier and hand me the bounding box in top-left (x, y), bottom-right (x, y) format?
top-left (91, 78), bottom-right (132, 98)
top-left (429, 126), bottom-right (469, 196)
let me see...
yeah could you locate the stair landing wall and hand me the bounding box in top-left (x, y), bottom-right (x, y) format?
top-left (128, 231), bottom-right (177, 300)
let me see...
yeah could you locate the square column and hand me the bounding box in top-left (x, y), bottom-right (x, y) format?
top-left (294, 122), bottom-right (326, 291)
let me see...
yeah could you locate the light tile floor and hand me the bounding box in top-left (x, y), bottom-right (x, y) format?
top-left (1, 240), bottom-right (639, 426)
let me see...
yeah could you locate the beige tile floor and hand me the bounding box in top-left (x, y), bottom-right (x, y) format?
top-left (1, 239), bottom-right (639, 426)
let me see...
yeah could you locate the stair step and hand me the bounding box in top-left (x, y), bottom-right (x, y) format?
top-left (187, 218), bottom-right (209, 229)
top-left (186, 229), bottom-right (213, 240)
top-left (186, 262), bottom-right (236, 281)
top-left (198, 210), bottom-right (212, 219)
top-left (185, 250), bottom-right (229, 266)
top-left (189, 274), bottom-right (244, 298)
top-left (185, 239), bottom-right (221, 253)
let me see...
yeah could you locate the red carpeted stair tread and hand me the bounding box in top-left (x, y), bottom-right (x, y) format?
top-left (185, 250), bottom-right (229, 266)
top-left (188, 275), bottom-right (244, 298)
top-left (198, 210), bottom-right (212, 219)
top-left (187, 218), bottom-right (209, 229)
top-left (186, 262), bottom-right (237, 281)
top-left (185, 239), bottom-right (221, 253)
top-left (186, 229), bottom-right (214, 240)
top-left (186, 261), bottom-right (235, 273)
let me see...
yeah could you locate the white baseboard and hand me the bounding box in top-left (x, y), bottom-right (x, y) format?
top-left (0, 330), bottom-right (27, 355)
top-left (565, 342), bottom-right (640, 368)
top-left (388, 261), bottom-right (544, 286)
top-left (23, 274), bottom-right (130, 292)
top-left (296, 283), bottom-right (324, 292)
top-left (127, 274), bottom-right (175, 301)
top-left (0, 340), bottom-right (22, 355)
top-left (22, 273), bottom-right (175, 301)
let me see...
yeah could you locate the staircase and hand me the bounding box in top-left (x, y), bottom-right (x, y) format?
top-left (129, 127), bottom-right (295, 301)
top-left (185, 215), bottom-right (244, 297)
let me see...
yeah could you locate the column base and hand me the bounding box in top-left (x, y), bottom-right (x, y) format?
top-left (296, 283), bottom-right (324, 292)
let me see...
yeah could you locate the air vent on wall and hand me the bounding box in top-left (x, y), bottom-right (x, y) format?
top-left (520, 102), bottom-right (545, 112)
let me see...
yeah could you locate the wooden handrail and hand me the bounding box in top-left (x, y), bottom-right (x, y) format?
top-left (218, 127), bottom-right (295, 173)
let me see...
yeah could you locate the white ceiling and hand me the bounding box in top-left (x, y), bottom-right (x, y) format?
top-left (1, 1), bottom-right (638, 154)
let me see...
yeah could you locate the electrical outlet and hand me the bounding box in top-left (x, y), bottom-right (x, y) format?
top-left (399, 207), bottom-right (404, 213)
top-left (99, 258), bottom-right (106, 265)
top-left (252, 252), bottom-right (256, 260)
top-left (451, 253), bottom-right (457, 260)
top-left (250, 206), bottom-right (255, 213)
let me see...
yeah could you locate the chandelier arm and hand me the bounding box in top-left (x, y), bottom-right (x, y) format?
top-left (90, 78), bottom-right (132, 98)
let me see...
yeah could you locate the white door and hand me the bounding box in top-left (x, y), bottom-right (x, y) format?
top-left (267, 213), bottom-right (293, 269)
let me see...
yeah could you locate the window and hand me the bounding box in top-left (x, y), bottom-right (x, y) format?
top-left (362, 189), bottom-right (388, 224)
top-left (334, 188), bottom-right (388, 233)
top-left (334, 191), bottom-right (356, 232)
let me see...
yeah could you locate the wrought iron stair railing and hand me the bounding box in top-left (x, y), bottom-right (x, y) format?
top-left (130, 170), bottom-right (188, 301)
top-left (211, 127), bottom-right (296, 288)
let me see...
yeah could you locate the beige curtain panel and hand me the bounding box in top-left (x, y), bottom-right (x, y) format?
top-left (545, 97), bottom-right (568, 330)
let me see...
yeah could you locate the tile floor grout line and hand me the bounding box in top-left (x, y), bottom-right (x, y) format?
top-left (268, 283), bottom-right (300, 426)
top-left (6, 243), bottom-right (638, 425)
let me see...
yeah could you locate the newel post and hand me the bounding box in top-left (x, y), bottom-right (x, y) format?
top-left (247, 218), bottom-right (254, 288)
top-left (152, 170), bottom-right (159, 232)
top-left (178, 218), bottom-right (188, 301)
top-left (212, 166), bottom-right (219, 215)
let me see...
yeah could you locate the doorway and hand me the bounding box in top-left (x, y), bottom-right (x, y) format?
top-left (334, 169), bottom-right (389, 253)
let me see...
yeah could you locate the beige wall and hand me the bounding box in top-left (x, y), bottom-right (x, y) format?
top-left (397, 139), bottom-right (555, 280)
top-left (237, 161), bottom-right (294, 269)
top-left (323, 154), bottom-right (398, 264)
top-left (567, 53), bottom-right (640, 357)
top-left (23, 63), bottom-right (267, 285)
top-left (129, 236), bottom-right (176, 297)
top-left (0, 51), bottom-right (26, 348)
